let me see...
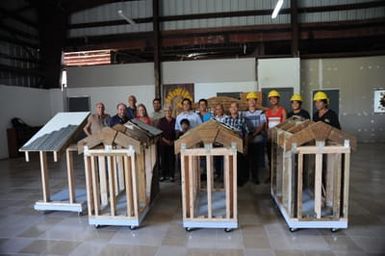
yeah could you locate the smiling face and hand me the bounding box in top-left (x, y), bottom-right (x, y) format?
top-left (96, 103), bottom-right (105, 116)
top-left (229, 103), bottom-right (238, 116)
top-left (182, 99), bottom-right (191, 112)
top-left (117, 104), bottom-right (126, 117)
top-left (248, 98), bottom-right (257, 109)
top-left (269, 96), bottom-right (279, 106)
top-left (199, 101), bottom-right (207, 113)
top-left (291, 101), bottom-right (301, 111)
top-left (137, 105), bottom-right (146, 117)
top-left (153, 99), bottom-right (161, 112)
top-left (164, 107), bottom-right (172, 118)
top-left (215, 104), bottom-right (224, 117)
top-left (315, 100), bottom-right (327, 111)
top-left (128, 96), bottom-right (137, 108)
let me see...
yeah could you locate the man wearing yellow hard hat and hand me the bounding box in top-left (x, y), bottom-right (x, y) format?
top-left (265, 89), bottom-right (287, 128)
top-left (243, 91), bottom-right (267, 185)
top-left (313, 91), bottom-right (341, 129)
top-left (264, 89), bottom-right (287, 183)
top-left (287, 93), bottom-right (310, 120)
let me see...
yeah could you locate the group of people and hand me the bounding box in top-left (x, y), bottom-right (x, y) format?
top-left (83, 90), bottom-right (340, 186)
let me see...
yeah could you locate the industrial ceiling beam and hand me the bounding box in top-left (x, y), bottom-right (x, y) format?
top-left (291, 0), bottom-right (299, 57)
top-left (153, 0), bottom-right (161, 98)
top-left (0, 6), bottom-right (38, 29)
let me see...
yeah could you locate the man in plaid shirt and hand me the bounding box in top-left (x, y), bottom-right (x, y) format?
top-left (223, 102), bottom-right (249, 186)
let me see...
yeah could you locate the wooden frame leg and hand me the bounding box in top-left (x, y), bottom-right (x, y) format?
top-left (39, 151), bottom-right (50, 202)
top-left (84, 156), bottom-right (94, 216)
top-left (98, 156), bottom-right (108, 206)
top-left (66, 148), bottom-right (75, 204)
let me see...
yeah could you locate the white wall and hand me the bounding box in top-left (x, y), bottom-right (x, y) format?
top-left (258, 58), bottom-right (300, 93)
top-left (163, 58), bottom-right (256, 84)
top-left (66, 85), bottom-right (155, 116)
top-left (0, 85), bottom-right (52, 159)
top-left (67, 63), bottom-right (154, 87)
top-left (194, 81), bottom-right (257, 100)
top-left (65, 58), bottom-right (258, 113)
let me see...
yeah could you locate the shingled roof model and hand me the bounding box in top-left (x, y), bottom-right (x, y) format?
top-left (77, 121), bottom-right (162, 153)
top-left (20, 112), bottom-right (90, 152)
top-left (273, 117), bottom-right (357, 151)
top-left (174, 119), bottom-right (243, 154)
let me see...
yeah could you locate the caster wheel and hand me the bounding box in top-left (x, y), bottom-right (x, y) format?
top-left (224, 228), bottom-right (232, 233)
top-left (289, 228), bottom-right (298, 232)
top-left (331, 228), bottom-right (338, 233)
top-left (185, 227), bottom-right (192, 232)
top-left (129, 226), bottom-right (136, 230)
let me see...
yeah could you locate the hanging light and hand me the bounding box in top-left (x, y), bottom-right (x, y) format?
top-left (272, 0), bottom-right (284, 19)
top-left (61, 69), bottom-right (67, 91)
top-left (118, 10), bottom-right (136, 25)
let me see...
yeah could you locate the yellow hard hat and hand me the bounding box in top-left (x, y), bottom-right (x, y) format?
top-left (268, 90), bottom-right (280, 98)
top-left (290, 93), bottom-right (303, 102)
top-left (246, 91), bottom-right (258, 100)
top-left (313, 91), bottom-right (329, 102)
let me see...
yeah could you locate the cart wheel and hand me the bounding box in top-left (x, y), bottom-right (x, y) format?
top-left (185, 227), bottom-right (192, 232)
top-left (289, 228), bottom-right (298, 232)
top-left (331, 228), bottom-right (339, 233)
top-left (224, 228), bottom-right (232, 233)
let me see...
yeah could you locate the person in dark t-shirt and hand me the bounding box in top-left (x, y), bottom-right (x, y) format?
top-left (312, 91), bottom-right (341, 129)
top-left (287, 93), bottom-right (310, 120)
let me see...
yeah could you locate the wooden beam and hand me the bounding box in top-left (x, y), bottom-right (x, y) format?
top-left (153, 0), bottom-right (161, 98)
top-left (291, 0), bottom-right (299, 57)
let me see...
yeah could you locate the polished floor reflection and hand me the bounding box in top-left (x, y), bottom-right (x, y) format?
top-left (0, 143), bottom-right (384, 256)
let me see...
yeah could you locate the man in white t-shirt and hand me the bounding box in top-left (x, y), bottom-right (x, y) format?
top-left (175, 98), bottom-right (202, 137)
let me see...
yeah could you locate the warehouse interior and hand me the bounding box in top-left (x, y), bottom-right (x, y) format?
top-left (0, 0), bottom-right (385, 255)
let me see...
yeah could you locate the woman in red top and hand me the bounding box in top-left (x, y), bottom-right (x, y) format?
top-left (265, 90), bottom-right (287, 128)
top-left (265, 90), bottom-right (287, 183)
top-left (135, 104), bottom-right (152, 125)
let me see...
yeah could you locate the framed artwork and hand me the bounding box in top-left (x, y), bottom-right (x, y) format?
top-left (374, 89), bottom-right (385, 113)
top-left (163, 83), bottom-right (194, 117)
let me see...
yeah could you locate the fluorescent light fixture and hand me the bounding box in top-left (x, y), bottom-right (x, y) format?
top-left (61, 70), bottom-right (67, 91)
top-left (118, 10), bottom-right (136, 25)
top-left (272, 0), bottom-right (284, 19)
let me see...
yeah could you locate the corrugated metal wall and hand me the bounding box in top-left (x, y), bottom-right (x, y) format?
top-left (68, 0), bottom-right (384, 38)
top-left (0, 0), bottom-right (40, 87)
top-left (69, 0), bottom-right (153, 37)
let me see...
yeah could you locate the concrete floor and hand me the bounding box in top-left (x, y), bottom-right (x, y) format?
top-left (0, 143), bottom-right (384, 256)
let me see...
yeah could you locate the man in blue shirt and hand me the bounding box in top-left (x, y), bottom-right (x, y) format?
top-left (197, 98), bottom-right (212, 122)
top-left (109, 103), bottom-right (129, 127)
top-left (126, 95), bottom-right (137, 120)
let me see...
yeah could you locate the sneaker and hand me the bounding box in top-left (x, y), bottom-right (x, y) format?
top-left (159, 177), bottom-right (165, 182)
top-left (169, 177), bottom-right (175, 182)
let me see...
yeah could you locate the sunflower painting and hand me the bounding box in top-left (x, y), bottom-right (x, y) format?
top-left (163, 84), bottom-right (194, 117)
